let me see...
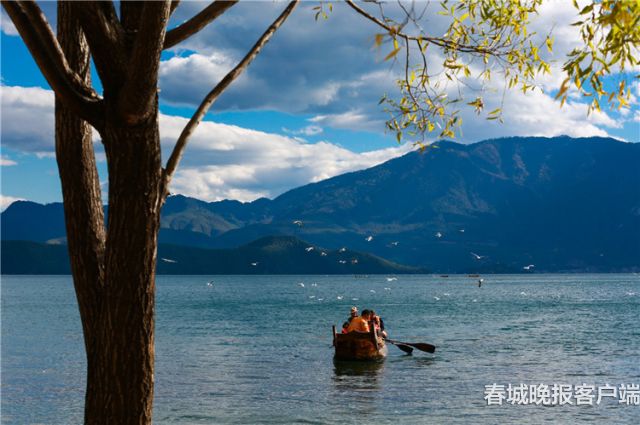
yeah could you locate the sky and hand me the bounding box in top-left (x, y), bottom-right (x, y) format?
top-left (1, 1), bottom-right (638, 210)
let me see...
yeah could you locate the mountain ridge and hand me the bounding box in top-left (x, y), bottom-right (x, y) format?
top-left (2, 136), bottom-right (639, 272)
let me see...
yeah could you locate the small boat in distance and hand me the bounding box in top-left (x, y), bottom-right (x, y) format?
top-left (332, 325), bottom-right (387, 361)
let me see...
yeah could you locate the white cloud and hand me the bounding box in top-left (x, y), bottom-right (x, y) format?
top-left (0, 85), bottom-right (55, 154)
top-left (159, 113), bottom-right (414, 201)
top-left (0, 155), bottom-right (17, 166)
top-left (282, 125), bottom-right (323, 136)
top-left (0, 11), bottom-right (19, 36)
top-left (0, 195), bottom-right (24, 211)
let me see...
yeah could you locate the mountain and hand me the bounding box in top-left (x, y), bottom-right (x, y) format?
top-left (2, 136), bottom-right (639, 272)
top-left (1, 237), bottom-right (421, 275)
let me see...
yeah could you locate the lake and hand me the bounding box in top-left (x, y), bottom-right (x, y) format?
top-left (2, 274), bottom-right (639, 424)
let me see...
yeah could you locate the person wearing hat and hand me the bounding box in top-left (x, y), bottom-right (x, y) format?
top-left (348, 306), bottom-right (358, 323)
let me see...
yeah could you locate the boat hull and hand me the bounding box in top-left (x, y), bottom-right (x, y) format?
top-left (332, 325), bottom-right (387, 361)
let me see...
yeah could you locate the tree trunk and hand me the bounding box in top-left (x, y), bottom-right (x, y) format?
top-left (57, 7), bottom-right (162, 422)
top-left (54, 5), bottom-right (109, 423)
top-left (80, 100), bottom-right (163, 424)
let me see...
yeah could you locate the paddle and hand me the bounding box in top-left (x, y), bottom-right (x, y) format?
top-left (385, 339), bottom-right (413, 354)
top-left (386, 339), bottom-right (436, 354)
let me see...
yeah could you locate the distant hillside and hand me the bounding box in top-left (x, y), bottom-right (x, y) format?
top-left (2, 136), bottom-right (639, 272)
top-left (1, 237), bottom-right (422, 275)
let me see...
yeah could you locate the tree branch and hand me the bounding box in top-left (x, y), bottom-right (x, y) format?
top-left (344, 0), bottom-right (491, 54)
top-left (2, 1), bottom-right (103, 128)
top-left (163, 0), bottom-right (238, 50)
top-left (71, 1), bottom-right (127, 88)
top-left (118, 1), bottom-right (171, 125)
top-left (162, 0), bottom-right (299, 190)
top-left (170, 0), bottom-right (181, 16)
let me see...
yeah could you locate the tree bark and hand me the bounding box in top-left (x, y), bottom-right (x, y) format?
top-left (57, 5), bottom-right (162, 422)
top-left (80, 99), bottom-right (163, 424)
top-left (54, 4), bottom-right (108, 422)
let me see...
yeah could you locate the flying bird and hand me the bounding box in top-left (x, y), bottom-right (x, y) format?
top-left (390, 241), bottom-right (399, 246)
top-left (339, 247), bottom-right (347, 253)
top-left (298, 282), bottom-right (305, 287)
top-left (459, 229), bottom-right (465, 233)
top-left (365, 236), bottom-right (373, 242)
top-left (386, 277), bottom-right (398, 282)
top-left (523, 264), bottom-right (535, 271)
top-left (337, 296), bottom-right (344, 300)
top-left (370, 290), bottom-right (376, 293)
top-left (293, 220), bottom-right (303, 226)
top-left (435, 232), bottom-right (443, 238)
top-left (470, 252), bottom-right (485, 260)
top-left (305, 247), bottom-right (314, 252)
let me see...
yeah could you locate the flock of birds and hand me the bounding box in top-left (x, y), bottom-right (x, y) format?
top-left (161, 220), bottom-right (538, 272)
top-left (289, 219), bottom-right (537, 271)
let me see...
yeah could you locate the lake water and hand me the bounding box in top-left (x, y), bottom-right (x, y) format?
top-left (2, 274), bottom-right (640, 424)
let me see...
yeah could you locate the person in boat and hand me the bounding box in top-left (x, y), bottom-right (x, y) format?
top-left (347, 306), bottom-right (358, 322)
top-left (341, 321), bottom-right (350, 334)
top-left (370, 310), bottom-right (387, 339)
top-left (347, 309), bottom-right (371, 333)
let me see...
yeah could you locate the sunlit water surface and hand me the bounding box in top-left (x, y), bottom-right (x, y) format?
top-left (2, 274), bottom-right (639, 424)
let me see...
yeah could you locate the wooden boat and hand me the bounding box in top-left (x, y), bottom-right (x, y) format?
top-left (332, 324), bottom-right (387, 361)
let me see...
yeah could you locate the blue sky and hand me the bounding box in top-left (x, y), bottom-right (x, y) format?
top-left (1, 1), bottom-right (638, 209)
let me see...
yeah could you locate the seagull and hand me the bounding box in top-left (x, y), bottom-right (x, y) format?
top-left (434, 296), bottom-right (440, 300)
top-left (161, 258), bottom-right (177, 263)
top-left (339, 247), bottom-right (347, 253)
top-left (338, 260), bottom-right (347, 264)
top-left (520, 291), bottom-right (528, 296)
top-left (390, 241), bottom-right (399, 246)
top-left (320, 252), bottom-right (328, 256)
top-left (386, 277), bottom-right (398, 282)
top-left (459, 229), bottom-right (465, 233)
top-left (250, 262), bottom-right (259, 266)
top-left (443, 292), bottom-right (450, 296)
top-left (470, 252), bottom-right (485, 260)
top-left (370, 289), bottom-right (376, 293)
top-left (293, 220), bottom-right (303, 226)
top-left (305, 247), bottom-right (314, 252)
top-left (435, 232), bottom-right (443, 238)
top-left (365, 235), bottom-right (373, 242)
top-left (317, 298), bottom-right (324, 301)
top-left (352, 298), bottom-right (359, 301)
top-left (309, 295), bottom-right (315, 299)
top-left (337, 296), bottom-right (344, 300)
top-left (298, 282), bottom-right (305, 287)
top-left (523, 264), bottom-right (535, 271)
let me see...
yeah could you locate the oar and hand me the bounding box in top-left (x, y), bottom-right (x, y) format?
top-left (385, 339), bottom-right (413, 354)
top-left (386, 339), bottom-right (436, 354)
